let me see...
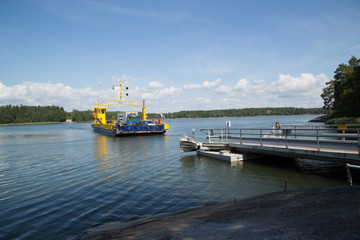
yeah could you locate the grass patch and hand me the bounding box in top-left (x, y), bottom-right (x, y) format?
top-left (326, 117), bottom-right (360, 125)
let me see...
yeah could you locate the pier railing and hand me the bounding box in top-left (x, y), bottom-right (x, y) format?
top-left (200, 125), bottom-right (360, 156)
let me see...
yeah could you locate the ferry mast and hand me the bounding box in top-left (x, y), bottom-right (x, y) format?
top-left (94, 80), bottom-right (147, 121)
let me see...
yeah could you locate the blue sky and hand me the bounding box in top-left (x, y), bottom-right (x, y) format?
top-left (0, 0), bottom-right (359, 112)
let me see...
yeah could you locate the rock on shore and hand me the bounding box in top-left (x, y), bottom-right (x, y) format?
top-left (79, 185), bottom-right (360, 240)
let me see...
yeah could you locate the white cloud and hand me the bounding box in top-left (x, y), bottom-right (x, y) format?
top-left (183, 83), bottom-right (202, 90)
top-left (195, 97), bottom-right (211, 103)
top-left (230, 73), bottom-right (328, 107)
top-left (0, 73), bottom-right (329, 113)
top-left (273, 73), bottom-right (323, 92)
top-left (121, 75), bottom-right (132, 81)
top-left (215, 85), bottom-right (232, 94)
top-left (183, 78), bottom-right (222, 90)
top-left (141, 86), bottom-right (182, 100)
top-left (112, 75), bottom-right (132, 84)
top-left (158, 86), bottom-right (181, 96)
top-left (0, 81), bottom-right (98, 111)
top-left (203, 78), bottom-right (221, 88)
top-left (148, 81), bottom-right (164, 89)
top-left (266, 73), bottom-right (328, 105)
top-left (234, 78), bottom-right (249, 90)
top-left (251, 80), bottom-right (267, 95)
top-left (221, 98), bottom-right (229, 104)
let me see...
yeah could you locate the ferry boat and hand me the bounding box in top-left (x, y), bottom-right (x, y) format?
top-left (92, 80), bottom-right (169, 136)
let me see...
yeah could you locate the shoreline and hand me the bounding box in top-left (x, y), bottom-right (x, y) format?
top-left (151, 113), bottom-right (325, 120)
top-left (0, 114), bottom-right (324, 126)
top-left (0, 122), bottom-right (65, 126)
top-left (77, 185), bottom-right (360, 240)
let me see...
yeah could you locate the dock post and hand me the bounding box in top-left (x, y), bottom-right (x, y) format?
top-left (358, 128), bottom-right (360, 157)
top-left (225, 128), bottom-right (229, 142)
top-left (346, 163), bottom-right (353, 186)
top-left (316, 127), bottom-right (320, 151)
top-left (225, 121), bottom-right (231, 143)
top-left (240, 129), bottom-right (242, 145)
top-left (260, 129), bottom-right (263, 146)
top-left (225, 128), bottom-right (228, 143)
top-left (285, 130), bottom-right (288, 149)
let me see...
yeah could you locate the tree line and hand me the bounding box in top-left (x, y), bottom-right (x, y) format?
top-left (153, 107), bottom-right (326, 119)
top-left (0, 105), bottom-right (67, 124)
top-left (0, 105), bottom-right (326, 124)
top-left (321, 56), bottom-right (360, 118)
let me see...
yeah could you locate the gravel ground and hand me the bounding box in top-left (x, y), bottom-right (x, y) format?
top-left (78, 185), bottom-right (360, 240)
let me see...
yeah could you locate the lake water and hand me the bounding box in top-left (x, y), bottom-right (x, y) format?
top-left (0, 115), bottom-right (347, 239)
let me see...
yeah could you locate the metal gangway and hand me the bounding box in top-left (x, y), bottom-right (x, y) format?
top-left (199, 123), bottom-right (360, 166)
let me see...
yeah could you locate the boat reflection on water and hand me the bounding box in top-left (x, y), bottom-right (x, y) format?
top-left (94, 135), bottom-right (114, 181)
top-left (93, 134), bottom-right (171, 183)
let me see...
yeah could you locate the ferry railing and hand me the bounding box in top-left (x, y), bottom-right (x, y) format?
top-left (200, 126), bottom-right (360, 155)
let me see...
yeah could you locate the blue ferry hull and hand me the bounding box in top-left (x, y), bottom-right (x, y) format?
top-left (92, 126), bottom-right (117, 136)
top-left (92, 124), bottom-right (166, 137)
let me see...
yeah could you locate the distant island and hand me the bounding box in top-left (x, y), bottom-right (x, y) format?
top-left (0, 105), bottom-right (326, 125)
top-left (151, 107), bottom-right (326, 119)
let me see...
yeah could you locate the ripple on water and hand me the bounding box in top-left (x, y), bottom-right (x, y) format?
top-left (0, 118), bottom-right (347, 240)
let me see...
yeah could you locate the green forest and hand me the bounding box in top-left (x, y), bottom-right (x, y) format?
top-left (152, 107), bottom-right (326, 119)
top-left (321, 56), bottom-right (360, 118)
top-left (0, 105), bottom-right (67, 124)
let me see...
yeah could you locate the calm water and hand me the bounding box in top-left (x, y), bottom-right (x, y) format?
top-left (0, 115), bottom-right (347, 239)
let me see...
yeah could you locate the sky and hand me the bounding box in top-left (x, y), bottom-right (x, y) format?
top-left (0, 0), bottom-right (359, 113)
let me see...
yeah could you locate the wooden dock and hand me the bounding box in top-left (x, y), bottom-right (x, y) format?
top-left (192, 124), bottom-right (360, 165)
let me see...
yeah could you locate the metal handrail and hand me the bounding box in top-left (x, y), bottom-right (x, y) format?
top-left (200, 126), bottom-right (360, 155)
top-left (201, 127), bottom-right (359, 137)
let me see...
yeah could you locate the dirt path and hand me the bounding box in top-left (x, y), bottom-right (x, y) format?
top-left (78, 185), bottom-right (360, 240)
